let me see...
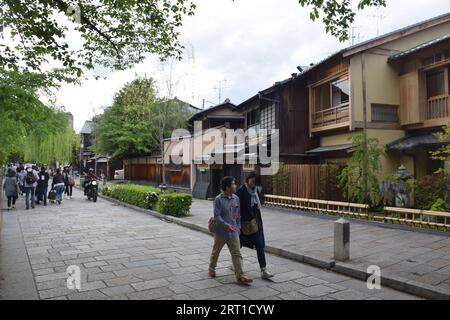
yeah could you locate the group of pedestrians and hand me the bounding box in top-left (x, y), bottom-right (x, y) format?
top-left (3, 164), bottom-right (76, 210)
top-left (208, 171), bottom-right (274, 285)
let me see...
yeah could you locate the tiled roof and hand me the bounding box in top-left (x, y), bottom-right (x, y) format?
top-left (387, 133), bottom-right (449, 151)
top-left (389, 33), bottom-right (450, 62)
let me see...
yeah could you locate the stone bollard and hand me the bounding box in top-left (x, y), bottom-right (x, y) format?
top-left (334, 218), bottom-right (350, 261)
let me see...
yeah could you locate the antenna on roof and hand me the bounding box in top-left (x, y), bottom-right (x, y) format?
top-left (213, 79), bottom-right (230, 104)
top-left (368, 6), bottom-right (386, 36)
top-left (349, 25), bottom-right (362, 46)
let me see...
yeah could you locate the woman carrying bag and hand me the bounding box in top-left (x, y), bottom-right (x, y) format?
top-left (63, 166), bottom-right (75, 199)
top-left (236, 171), bottom-right (274, 280)
top-left (3, 169), bottom-right (19, 210)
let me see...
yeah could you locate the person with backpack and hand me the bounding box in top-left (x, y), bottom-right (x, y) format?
top-left (16, 166), bottom-right (25, 196)
top-left (63, 166), bottom-right (75, 199)
top-left (22, 167), bottom-right (39, 210)
top-left (51, 168), bottom-right (65, 205)
top-left (3, 169), bottom-right (19, 210)
top-left (36, 167), bottom-right (50, 206)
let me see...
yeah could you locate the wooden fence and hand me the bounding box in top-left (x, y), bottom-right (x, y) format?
top-left (263, 164), bottom-right (345, 201)
top-left (264, 194), bottom-right (450, 231)
top-left (124, 163), bottom-right (191, 189)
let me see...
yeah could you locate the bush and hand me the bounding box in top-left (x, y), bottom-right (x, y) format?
top-left (102, 184), bottom-right (160, 209)
top-left (430, 198), bottom-right (450, 212)
top-left (101, 184), bottom-right (192, 217)
top-left (414, 173), bottom-right (450, 210)
top-left (157, 193), bottom-right (192, 217)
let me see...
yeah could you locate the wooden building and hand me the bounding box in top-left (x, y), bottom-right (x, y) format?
top-left (302, 13), bottom-right (450, 180)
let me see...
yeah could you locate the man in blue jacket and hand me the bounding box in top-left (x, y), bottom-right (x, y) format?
top-left (208, 176), bottom-right (253, 285)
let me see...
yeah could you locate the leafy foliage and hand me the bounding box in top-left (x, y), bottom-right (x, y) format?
top-left (271, 163), bottom-right (290, 196)
top-left (101, 184), bottom-right (161, 210)
top-left (298, 0), bottom-right (387, 42)
top-left (413, 173), bottom-right (450, 210)
top-left (0, 69), bottom-right (76, 165)
top-left (101, 183), bottom-right (192, 216)
top-left (157, 192), bottom-right (192, 217)
top-left (338, 133), bottom-right (384, 208)
top-left (96, 77), bottom-right (159, 158)
top-left (430, 122), bottom-right (450, 172)
top-left (430, 198), bottom-right (450, 213)
top-left (96, 75), bottom-right (193, 159)
top-left (0, 0), bottom-right (196, 81)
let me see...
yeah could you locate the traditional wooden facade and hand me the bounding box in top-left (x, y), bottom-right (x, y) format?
top-left (235, 75), bottom-right (320, 164)
top-left (189, 100), bottom-right (246, 199)
top-left (304, 13), bottom-right (450, 180)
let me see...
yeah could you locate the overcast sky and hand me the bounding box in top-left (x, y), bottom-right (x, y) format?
top-left (50, 0), bottom-right (450, 132)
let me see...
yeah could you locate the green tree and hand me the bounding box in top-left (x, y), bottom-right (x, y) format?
top-left (0, 69), bottom-right (75, 165)
top-left (1, 0), bottom-right (196, 81)
top-left (96, 75), bottom-right (194, 184)
top-left (96, 76), bottom-right (159, 158)
top-left (338, 133), bottom-right (384, 208)
top-left (431, 122), bottom-right (450, 171)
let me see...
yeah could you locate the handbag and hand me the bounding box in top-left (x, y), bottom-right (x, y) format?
top-left (48, 189), bottom-right (56, 201)
top-left (241, 218), bottom-right (258, 235)
top-left (68, 178), bottom-right (75, 187)
top-left (208, 217), bottom-right (216, 233)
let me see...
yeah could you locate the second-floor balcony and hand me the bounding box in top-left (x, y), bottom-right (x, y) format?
top-left (310, 75), bottom-right (351, 133)
top-left (312, 102), bottom-right (350, 132)
top-left (427, 95), bottom-right (449, 120)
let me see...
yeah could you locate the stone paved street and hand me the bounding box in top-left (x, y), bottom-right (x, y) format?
top-left (186, 198), bottom-right (450, 295)
top-left (0, 188), bottom-right (419, 300)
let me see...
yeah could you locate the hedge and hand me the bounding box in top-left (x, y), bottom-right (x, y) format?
top-left (101, 184), bottom-right (192, 217)
top-left (157, 193), bottom-right (193, 217)
top-left (101, 184), bottom-right (160, 210)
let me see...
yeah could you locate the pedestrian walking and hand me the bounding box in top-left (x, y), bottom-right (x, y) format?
top-left (3, 169), bottom-right (19, 210)
top-left (36, 167), bottom-right (50, 206)
top-left (208, 176), bottom-right (253, 285)
top-left (22, 166), bottom-right (39, 210)
top-left (63, 166), bottom-right (74, 199)
top-left (16, 166), bottom-right (25, 196)
top-left (236, 171), bottom-right (274, 279)
top-left (51, 168), bottom-right (65, 205)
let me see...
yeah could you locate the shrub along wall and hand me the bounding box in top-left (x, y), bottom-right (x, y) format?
top-left (157, 193), bottom-right (192, 217)
top-left (101, 184), bottom-right (192, 217)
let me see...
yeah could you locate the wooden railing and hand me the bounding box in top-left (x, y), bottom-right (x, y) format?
top-left (380, 207), bottom-right (450, 229)
top-left (264, 194), bottom-right (450, 231)
top-left (427, 95), bottom-right (449, 120)
top-left (264, 195), bottom-right (369, 219)
top-left (312, 102), bottom-right (350, 129)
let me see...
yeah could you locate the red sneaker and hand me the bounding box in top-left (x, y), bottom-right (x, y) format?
top-left (237, 276), bottom-right (253, 284)
top-left (208, 269), bottom-right (216, 278)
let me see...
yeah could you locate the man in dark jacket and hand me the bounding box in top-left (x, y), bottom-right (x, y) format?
top-left (36, 167), bottom-right (50, 206)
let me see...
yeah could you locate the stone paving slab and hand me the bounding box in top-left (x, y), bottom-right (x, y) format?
top-left (1, 187), bottom-right (419, 300)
